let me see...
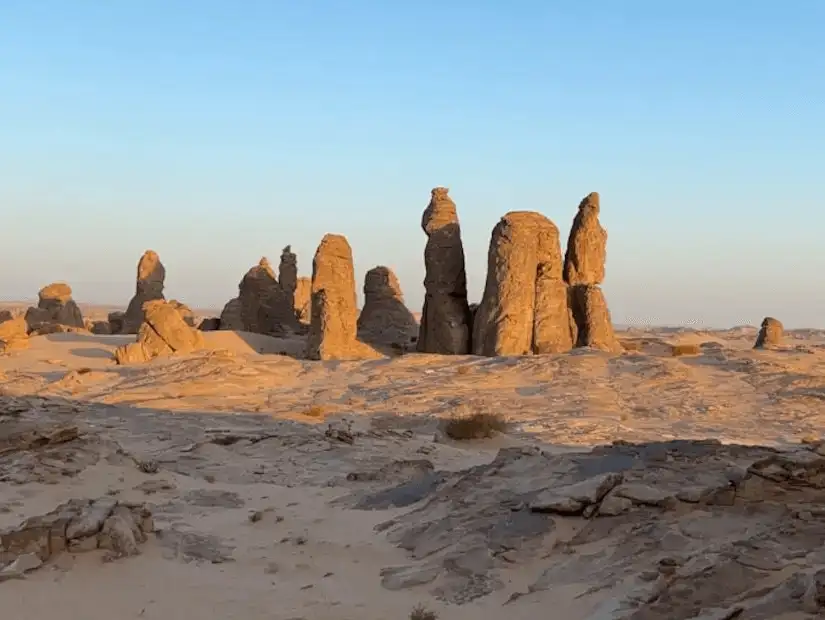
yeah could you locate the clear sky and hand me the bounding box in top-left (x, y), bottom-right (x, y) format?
top-left (2, 1), bottom-right (823, 327)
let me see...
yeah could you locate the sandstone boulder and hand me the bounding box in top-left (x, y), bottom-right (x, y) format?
top-left (24, 282), bottom-right (85, 331)
top-left (168, 299), bottom-right (197, 327)
top-left (473, 211), bottom-right (573, 356)
top-left (417, 187), bottom-right (472, 354)
top-left (0, 316), bottom-right (29, 354)
top-left (198, 317), bottom-right (221, 331)
top-left (357, 266), bottom-right (418, 350)
top-left (122, 250), bottom-right (166, 334)
top-left (294, 277), bottom-right (311, 324)
top-left (114, 300), bottom-right (205, 365)
top-left (568, 284), bottom-right (621, 352)
top-left (754, 317), bottom-right (783, 349)
top-left (563, 192), bottom-right (607, 286)
top-left (107, 311), bottom-right (126, 335)
top-left (307, 234), bottom-right (377, 360)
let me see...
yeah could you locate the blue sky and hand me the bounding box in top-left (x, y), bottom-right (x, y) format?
top-left (2, 1), bottom-right (823, 327)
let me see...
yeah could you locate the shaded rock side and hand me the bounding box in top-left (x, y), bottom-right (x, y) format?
top-left (237, 258), bottom-right (299, 335)
top-left (114, 300), bottom-right (205, 364)
top-left (218, 297), bottom-right (243, 331)
top-left (278, 245), bottom-right (298, 299)
top-left (474, 211), bottom-right (572, 356)
top-left (307, 234), bottom-right (377, 360)
top-left (568, 284), bottom-right (621, 352)
top-left (25, 282), bottom-right (85, 329)
top-left (417, 187), bottom-right (471, 355)
top-left (754, 316), bottom-right (783, 349)
top-left (122, 250), bottom-right (166, 334)
top-left (357, 266), bottom-right (418, 350)
top-left (563, 192), bottom-right (607, 286)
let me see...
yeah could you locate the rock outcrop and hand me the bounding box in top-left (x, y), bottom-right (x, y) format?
top-left (24, 282), bottom-right (85, 331)
top-left (357, 266), bottom-right (418, 350)
top-left (114, 300), bottom-right (205, 364)
top-left (568, 284), bottom-right (621, 352)
top-left (417, 187), bottom-right (472, 355)
top-left (222, 258), bottom-right (299, 336)
top-left (562, 192), bottom-right (620, 353)
top-left (218, 298), bottom-right (243, 331)
top-left (563, 192), bottom-right (607, 286)
top-left (0, 316), bottom-right (29, 354)
top-left (122, 250), bottom-right (166, 334)
top-left (168, 299), bottom-right (197, 327)
top-left (278, 245), bottom-right (298, 301)
top-left (107, 311), bottom-right (126, 335)
top-left (473, 212), bottom-right (573, 356)
top-left (754, 316), bottom-right (783, 349)
top-left (307, 234), bottom-right (377, 360)
top-left (294, 277), bottom-right (311, 324)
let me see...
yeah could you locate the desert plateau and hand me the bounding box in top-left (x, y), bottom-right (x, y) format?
top-left (1, 187), bottom-right (824, 620)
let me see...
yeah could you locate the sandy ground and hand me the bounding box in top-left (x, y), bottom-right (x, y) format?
top-left (2, 327), bottom-right (825, 619)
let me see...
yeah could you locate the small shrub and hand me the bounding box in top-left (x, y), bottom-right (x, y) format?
top-left (444, 411), bottom-right (508, 440)
top-left (302, 405), bottom-right (326, 418)
top-left (409, 604), bottom-right (438, 620)
top-left (670, 343), bottom-right (701, 357)
top-left (76, 367), bottom-right (93, 375)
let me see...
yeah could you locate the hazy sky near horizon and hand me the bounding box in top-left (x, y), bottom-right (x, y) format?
top-left (2, 1), bottom-right (823, 328)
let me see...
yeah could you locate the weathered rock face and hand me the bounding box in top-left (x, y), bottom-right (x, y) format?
top-left (0, 316), bottom-right (29, 354)
top-left (234, 258), bottom-right (299, 335)
top-left (307, 234), bottom-right (376, 360)
top-left (568, 284), bottom-right (621, 352)
top-left (294, 277), bottom-right (311, 324)
top-left (357, 266), bottom-right (418, 350)
top-left (754, 317), bottom-right (783, 349)
top-left (122, 250), bottom-right (166, 334)
top-left (114, 300), bottom-right (205, 365)
top-left (107, 311), bottom-right (125, 335)
top-left (278, 245), bottom-right (298, 299)
top-left (473, 212), bottom-right (573, 356)
top-left (417, 187), bottom-right (471, 355)
top-left (24, 282), bottom-right (85, 331)
top-left (218, 298), bottom-right (243, 331)
top-left (563, 192), bottom-right (607, 286)
top-left (168, 299), bottom-right (197, 327)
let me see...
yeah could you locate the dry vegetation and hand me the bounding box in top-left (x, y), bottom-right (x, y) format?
top-left (444, 411), bottom-right (508, 440)
top-left (409, 604), bottom-right (438, 620)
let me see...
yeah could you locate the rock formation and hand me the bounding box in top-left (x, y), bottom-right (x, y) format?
top-left (24, 282), bottom-right (85, 331)
top-left (218, 298), bottom-right (243, 331)
top-left (278, 245), bottom-right (298, 300)
top-left (294, 277), bottom-right (311, 324)
top-left (357, 266), bottom-right (418, 350)
top-left (0, 315), bottom-right (29, 354)
top-left (168, 299), bottom-right (197, 327)
top-left (473, 212), bottom-right (574, 356)
top-left (417, 187), bottom-right (471, 355)
top-left (307, 234), bottom-right (377, 360)
top-left (219, 258), bottom-right (299, 335)
top-left (122, 250), bottom-right (166, 334)
top-left (107, 311), bottom-right (126, 334)
top-left (568, 284), bottom-right (621, 352)
top-left (754, 316), bottom-right (783, 349)
top-left (562, 192), bottom-right (621, 353)
top-left (114, 300), bottom-right (205, 364)
top-left (563, 192), bottom-right (607, 286)
top-left (198, 317), bottom-right (221, 331)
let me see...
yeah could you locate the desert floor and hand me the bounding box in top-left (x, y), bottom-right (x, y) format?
top-left (1, 326), bottom-right (825, 619)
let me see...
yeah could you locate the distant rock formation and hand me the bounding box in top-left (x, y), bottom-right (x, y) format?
top-left (307, 234), bottom-right (378, 360)
top-left (114, 300), bottom-right (205, 364)
top-left (357, 266), bottom-right (418, 350)
top-left (278, 245), bottom-right (298, 300)
top-left (228, 258), bottom-right (300, 336)
top-left (473, 212), bottom-right (574, 356)
top-left (24, 282), bottom-right (85, 332)
top-left (563, 192), bottom-right (620, 353)
top-left (417, 187), bottom-right (472, 354)
top-left (0, 315), bottom-right (29, 354)
top-left (754, 317), bottom-right (783, 349)
top-left (122, 250), bottom-right (166, 334)
top-left (568, 284), bottom-right (621, 352)
top-left (107, 311), bottom-right (126, 335)
top-left (294, 277), bottom-right (311, 324)
top-left (564, 192), bottom-right (607, 286)
top-left (198, 317), bottom-right (221, 331)
top-left (218, 297), bottom-right (243, 331)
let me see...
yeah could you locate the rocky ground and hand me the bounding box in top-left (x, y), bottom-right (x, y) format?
top-left (1, 326), bottom-right (825, 619)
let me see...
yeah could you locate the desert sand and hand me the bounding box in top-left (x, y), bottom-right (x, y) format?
top-left (2, 324), bottom-right (825, 619)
